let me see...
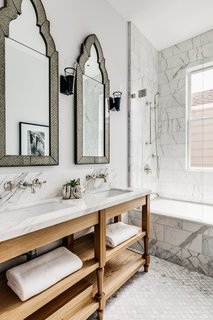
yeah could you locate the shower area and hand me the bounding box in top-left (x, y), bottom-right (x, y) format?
top-left (128, 22), bottom-right (213, 276)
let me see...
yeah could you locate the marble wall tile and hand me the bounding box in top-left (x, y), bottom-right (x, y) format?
top-left (202, 235), bottom-right (213, 257)
top-left (151, 241), bottom-right (182, 266)
top-left (151, 223), bottom-right (165, 242)
top-left (157, 29), bottom-right (213, 205)
top-left (0, 168), bottom-right (115, 210)
top-left (154, 215), bottom-right (183, 229)
top-left (129, 211), bottom-right (213, 276)
top-left (182, 249), bottom-right (213, 277)
top-left (164, 226), bottom-right (191, 247)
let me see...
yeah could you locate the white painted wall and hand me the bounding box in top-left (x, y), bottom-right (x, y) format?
top-left (0, 0), bottom-right (128, 187)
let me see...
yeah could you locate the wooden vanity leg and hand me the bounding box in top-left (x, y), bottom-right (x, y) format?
top-left (142, 195), bottom-right (150, 272)
top-left (94, 209), bottom-right (106, 320)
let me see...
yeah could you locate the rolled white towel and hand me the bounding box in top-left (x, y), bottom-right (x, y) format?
top-left (106, 222), bottom-right (139, 248)
top-left (6, 247), bottom-right (83, 301)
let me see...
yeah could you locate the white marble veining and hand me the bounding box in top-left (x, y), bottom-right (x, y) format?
top-left (0, 168), bottom-right (115, 209)
top-left (129, 197), bottom-right (213, 277)
top-left (0, 187), bottom-right (150, 242)
top-left (128, 22), bottom-right (158, 192)
top-left (129, 25), bottom-right (213, 204)
top-left (157, 29), bottom-right (213, 205)
top-left (129, 26), bottom-right (213, 274)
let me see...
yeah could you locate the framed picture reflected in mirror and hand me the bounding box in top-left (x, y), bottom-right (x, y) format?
top-left (19, 122), bottom-right (49, 156)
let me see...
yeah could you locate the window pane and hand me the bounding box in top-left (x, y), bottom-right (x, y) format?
top-left (190, 118), bottom-right (213, 167)
top-left (188, 64), bottom-right (213, 168)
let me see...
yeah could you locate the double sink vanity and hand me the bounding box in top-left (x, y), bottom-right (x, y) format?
top-left (0, 188), bottom-right (151, 320)
top-left (0, 0), bottom-right (151, 319)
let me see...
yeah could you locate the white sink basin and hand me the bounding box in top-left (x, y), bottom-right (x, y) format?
top-left (0, 201), bottom-right (73, 220)
top-left (91, 188), bottom-right (132, 198)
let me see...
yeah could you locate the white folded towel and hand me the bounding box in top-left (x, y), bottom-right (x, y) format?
top-left (6, 247), bottom-right (83, 301)
top-left (106, 222), bottom-right (139, 248)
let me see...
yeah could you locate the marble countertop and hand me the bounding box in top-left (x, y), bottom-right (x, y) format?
top-left (0, 188), bottom-right (151, 242)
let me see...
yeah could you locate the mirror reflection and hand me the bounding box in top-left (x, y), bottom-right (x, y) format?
top-left (5, 0), bottom-right (50, 157)
top-left (5, 38), bottom-right (49, 156)
top-left (83, 45), bottom-right (104, 157)
top-left (83, 75), bottom-right (104, 156)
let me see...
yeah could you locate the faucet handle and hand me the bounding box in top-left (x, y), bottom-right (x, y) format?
top-left (86, 173), bottom-right (96, 181)
top-left (32, 178), bottom-right (46, 189)
top-left (4, 181), bottom-right (14, 192)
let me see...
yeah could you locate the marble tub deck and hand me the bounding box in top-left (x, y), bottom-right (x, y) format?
top-left (90, 256), bottom-right (213, 320)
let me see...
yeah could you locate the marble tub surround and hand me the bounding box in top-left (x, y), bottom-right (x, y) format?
top-left (0, 187), bottom-right (150, 242)
top-left (129, 208), bottom-right (213, 277)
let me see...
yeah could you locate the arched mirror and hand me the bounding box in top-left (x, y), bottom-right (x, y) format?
top-left (75, 34), bottom-right (110, 164)
top-left (0, 0), bottom-right (58, 166)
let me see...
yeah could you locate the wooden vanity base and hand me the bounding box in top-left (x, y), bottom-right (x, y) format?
top-left (0, 195), bottom-right (150, 320)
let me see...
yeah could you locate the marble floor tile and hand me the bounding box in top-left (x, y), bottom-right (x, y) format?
top-left (89, 256), bottom-right (213, 320)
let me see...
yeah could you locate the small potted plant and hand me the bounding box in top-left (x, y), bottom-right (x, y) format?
top-left (62, 178), bottom-right (84, 199)
top-left (67, 179), bottom-right (79, 199)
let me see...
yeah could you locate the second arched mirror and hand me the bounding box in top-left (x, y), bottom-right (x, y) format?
top-left (75, 34), bottom-right (110, 164)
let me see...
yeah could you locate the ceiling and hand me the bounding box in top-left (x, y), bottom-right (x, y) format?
top-left (107, 0), bottom-right (213, 50)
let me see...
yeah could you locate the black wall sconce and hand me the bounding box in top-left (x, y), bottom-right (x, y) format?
top-left (60, 67), bottom-right (76, 96)
top-left (109, 91), bottom-right (122, 111)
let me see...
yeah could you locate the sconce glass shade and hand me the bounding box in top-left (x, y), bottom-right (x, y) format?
top-left (109, 91), bottom-right (122, 111)
top-left (60, 67), bottom-right (76, 96)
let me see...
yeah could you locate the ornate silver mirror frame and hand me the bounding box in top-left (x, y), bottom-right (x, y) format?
top-left (0, 0), bottom-right (59, 166)
top-left (75, 34), bottom-right (110, 164)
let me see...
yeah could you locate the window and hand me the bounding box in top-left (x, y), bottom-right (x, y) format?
top-left (186, 62), bottom-right (213, 169)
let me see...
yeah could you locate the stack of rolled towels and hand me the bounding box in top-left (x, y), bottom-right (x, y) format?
top-left (106, 222), bottom-right (139, 248)
top-left (6, 247), bottom-right (83, 301)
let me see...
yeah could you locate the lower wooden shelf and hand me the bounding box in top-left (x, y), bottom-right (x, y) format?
top-left (26, 279), bottom-right (97, 320)
top-left (86, 249), bottom-right (146, 300)
top-left (0, 229), bottom-right (145, 320)
top-left (0, 240), bottom-right (98, 320)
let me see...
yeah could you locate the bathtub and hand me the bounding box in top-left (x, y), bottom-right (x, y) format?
top-left (151, 197), bottom-right (213, 225)
top-left (129, 197), bottom-right (213, 277)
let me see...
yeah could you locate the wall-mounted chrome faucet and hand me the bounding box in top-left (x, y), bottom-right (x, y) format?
top-left (19, 178), bottom-right (46, 194)
top-left (86, 171), bottom-right (108, 183)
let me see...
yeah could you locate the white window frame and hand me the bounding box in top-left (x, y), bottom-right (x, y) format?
top-left (186, 61), bottom-right (213, 171)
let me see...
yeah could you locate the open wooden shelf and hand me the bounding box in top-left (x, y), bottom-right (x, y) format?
top-left (106, 229), bottom-right (146, 261)
top-left (0, 195), bottom-right (149, 320)
top-left (72, 227), bottom-right (146, 263)
top-left (86, 249), bottom-right (146, 300)
top-left (0, 241), bottom-right (99, 320)
top-left (26, 279), bottom-right (98, 320)
top-left (67, 300), bottom-right (99, 320)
